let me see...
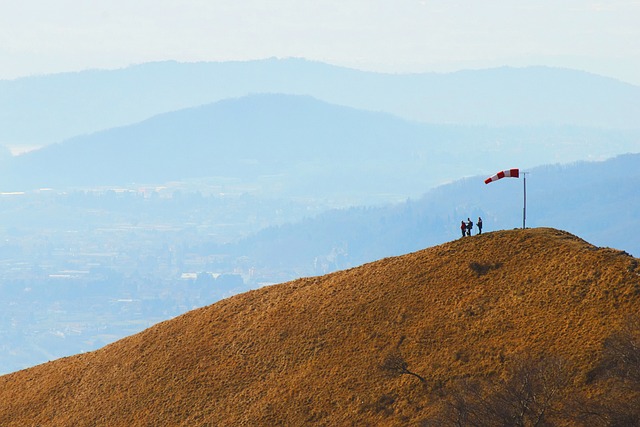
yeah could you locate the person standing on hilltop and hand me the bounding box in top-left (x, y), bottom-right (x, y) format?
top-left (466, 218), bottom-right (473, 236)
top-left (477, 217), bottom-right (483, 234)
top-left (461, 220), bottom-right (467, 237)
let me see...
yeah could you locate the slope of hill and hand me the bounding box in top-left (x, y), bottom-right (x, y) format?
top-left (1, 228), bottom-right (639, 426)
top-left (2, 93), bottom-right (638, 195)
top-left (1, 59), bottom-right (639, 148)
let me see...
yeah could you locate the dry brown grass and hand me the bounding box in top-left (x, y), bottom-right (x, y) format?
top-left (1, 227), bottom-right (638, 426)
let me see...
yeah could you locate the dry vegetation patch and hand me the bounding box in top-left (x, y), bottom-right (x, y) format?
top-left (0, 228), bottom-right (639, 426)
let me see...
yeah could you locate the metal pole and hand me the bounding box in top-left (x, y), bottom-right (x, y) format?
top-left (522, 172), bottom-right (527, 229)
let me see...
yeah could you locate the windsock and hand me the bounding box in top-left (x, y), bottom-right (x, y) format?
top-left (484, 168), bottom-right (519, 184)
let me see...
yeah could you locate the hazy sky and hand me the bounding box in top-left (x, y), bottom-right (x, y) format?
top-left (1, 0), bottom-right (639, 84)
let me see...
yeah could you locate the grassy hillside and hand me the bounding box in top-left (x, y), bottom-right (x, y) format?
top-left (1, 228), bottom-right (639, 426)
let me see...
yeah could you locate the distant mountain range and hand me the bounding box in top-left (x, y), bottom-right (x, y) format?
top-left (1, 59), bottom-right (639, 148)
top-left (2, 94), bottom-right (639, 199)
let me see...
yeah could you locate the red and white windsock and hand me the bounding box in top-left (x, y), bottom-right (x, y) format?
top-left (484, 168), bottom-right (520, 184)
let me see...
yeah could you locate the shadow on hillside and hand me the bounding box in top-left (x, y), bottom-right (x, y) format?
top-left (468, 262), bottom-right (503, 277)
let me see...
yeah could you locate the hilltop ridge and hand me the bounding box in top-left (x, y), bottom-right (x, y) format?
top-left (1, 227), bottom-right (639, 426)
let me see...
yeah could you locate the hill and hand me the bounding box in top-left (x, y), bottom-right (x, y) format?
top-left (1, 59), bottom-right (639, 148)
top-left (2, 93), bottom-right (638, 196)
top-left (1, 228), bottom-right (639, 426)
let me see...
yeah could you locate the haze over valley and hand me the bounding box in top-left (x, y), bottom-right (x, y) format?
top-left (0, 60), bottom-right (639, 375)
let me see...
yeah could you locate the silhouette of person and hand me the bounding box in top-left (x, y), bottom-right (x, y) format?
top-left (477, 217), bottom-right (483, 234)
top-left (466, 218), bottom-right (473, 236)
top-left (460, 220), bottom-right (467, 237)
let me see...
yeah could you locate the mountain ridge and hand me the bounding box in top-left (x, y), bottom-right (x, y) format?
top-left (2, 59), bottom-right (639, 148)
top-left (222, 153), bottom-right (640, 279)
top-left (3, 93), bottom-right (638, 195)
top-left (1, 227), bottom-right (639, 425)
